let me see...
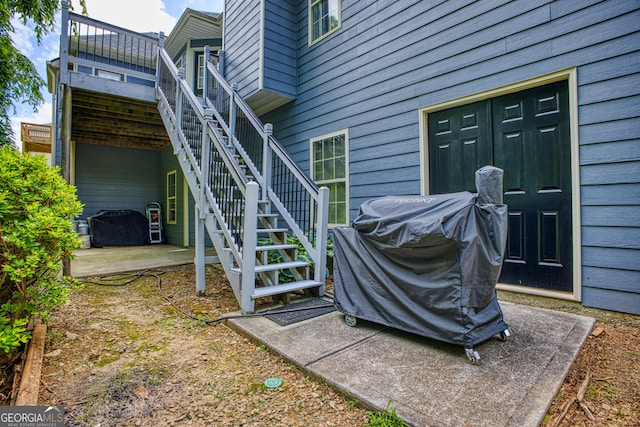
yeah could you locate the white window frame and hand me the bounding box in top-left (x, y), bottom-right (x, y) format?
top-left (166, 170), bottom-right (177, 224)
top-left (310, 129), bottom-right (350, 227)
top-left (308, 0), bottom-right (342, 46)
top-left (196, 53), bottom-right (205, 90)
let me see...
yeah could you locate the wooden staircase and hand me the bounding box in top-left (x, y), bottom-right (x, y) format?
top-left (156, 46), bottom-right (329, 314)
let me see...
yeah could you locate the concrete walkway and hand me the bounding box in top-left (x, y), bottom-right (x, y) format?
top-left (227, 303), bottom-right (594, 427)
top-left (71, 244), bottom-right (204, 277)
top-left (71, 245), bottom-right (595, 426)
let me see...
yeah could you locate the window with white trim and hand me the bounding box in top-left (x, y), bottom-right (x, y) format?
top-left (309, 0), bottom-right (341, 45)
top-left (167, 170), bottom-right (177, 224)
top-left (311, 130), bottom-right (349, 226)
top-left (196, 53), bottom-right (205, 90)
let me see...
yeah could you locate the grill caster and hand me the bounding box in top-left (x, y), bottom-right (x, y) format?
top-left (344, 314), bottom-right (357, 327)
top-left (465, 348), bottom-right (480, 365)
top-left (498, 328), bottom-right (511, 342)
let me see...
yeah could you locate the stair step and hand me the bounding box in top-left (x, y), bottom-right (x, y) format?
top-left (231, 260), bottom-right (308, 275)
top-left (252, 280), bottom-right (323, 300)
top-left (255, 244), bottom-right (298, 252)
top-left (254, 260), bottom-right (308, 273)
top-left (223, 244), bottom-right (297, 253)
top-left (256, 245), bottom-right (298, 252)
top-left (256, 228), bottom-right (288, 234)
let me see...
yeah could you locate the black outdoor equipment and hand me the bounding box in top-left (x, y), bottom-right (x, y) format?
top-left (333, 166), bottom-right (510, 363)
top-left (89, 209), bottom-right (149, 247)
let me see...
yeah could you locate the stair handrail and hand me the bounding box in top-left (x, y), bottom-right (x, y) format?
top-left (203, 57), bottom-right (329, 283)
top-left (157, 47), bottom-right (251, 265)
top-left (205, 61), bottom-right (319, 196)
top-left (204, 61), bottom-right (265, 188)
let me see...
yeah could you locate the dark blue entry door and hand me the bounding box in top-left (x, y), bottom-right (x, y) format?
top-left (428, 81), bottom-right (572, 292)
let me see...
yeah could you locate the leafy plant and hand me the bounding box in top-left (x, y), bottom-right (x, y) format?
top-left (0, 0), bottom-right (87, 147)
top-left (0, 317), bottom-right (30, 354)
top-left (345, 391), bottom-right (359, 408)
top-left (365, 401), bottom-right (410, 427)
top-left (257, 234), bottom-right (334, 282)
top-left (0, 147), bottom-right (83, 356)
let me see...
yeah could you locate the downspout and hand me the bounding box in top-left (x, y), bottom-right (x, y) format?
top-left (61, 85), bottom-right (72, 277)
top-left (59, 1), bottom-right (72, 276)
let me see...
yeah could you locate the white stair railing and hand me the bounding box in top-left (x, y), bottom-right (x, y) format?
top-left (202, 49), bottom-right (329, 288)
top-left (58, 3), bottom-right (329, 313)
top-left (156, 46), bottom-right (329, 313)
top-left (157, 48), bottom-right (259, 309)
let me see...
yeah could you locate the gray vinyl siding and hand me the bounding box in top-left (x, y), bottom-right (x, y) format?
top-left (75, 143), bottom-right (161, 220)
top-left (223, 0), bottom-right (261, 98)
top-left (255, 0), bottom-right (640, 313)
top-left (184, 193), bottom-right (213, 247)
top-left (263, 0), bottom-right (297, 98)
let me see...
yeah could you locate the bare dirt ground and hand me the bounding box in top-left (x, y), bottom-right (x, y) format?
top-left (499, 292), bottom-right (640, 427)
top-left (36, 264), bottom-right (369, 426)
top-left (7, 263), bottom-right (640, 426)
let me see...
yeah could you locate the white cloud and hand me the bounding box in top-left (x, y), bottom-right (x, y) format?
top-left (83, 0), bottom-right (178, 34)
top-left (10, 18), bottom-right (36, 55)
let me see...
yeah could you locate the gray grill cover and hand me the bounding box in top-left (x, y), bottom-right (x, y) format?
top-left (333, 166), bottom-right (509, 348)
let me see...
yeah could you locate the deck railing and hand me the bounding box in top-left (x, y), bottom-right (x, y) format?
top-left (21, 123), bottom-right (52, 153)
top-left (60, 3), bottom-right (159, 88)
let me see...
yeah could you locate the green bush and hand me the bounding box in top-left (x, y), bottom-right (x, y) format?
top-left (258, 234), bottom-right (334, 282)
top-left (0, 147), bottom-right (83, 356)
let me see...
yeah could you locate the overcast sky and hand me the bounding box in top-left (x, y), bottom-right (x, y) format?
top-left (10, 0), bottom-right (224, 150)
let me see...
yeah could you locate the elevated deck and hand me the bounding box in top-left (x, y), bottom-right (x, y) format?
top-left (21, 123), bottom-right (52, 153)
top-left (52, 7), bottom-right (168, 151)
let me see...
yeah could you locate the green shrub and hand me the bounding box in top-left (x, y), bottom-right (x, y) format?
top-left (0, 147), bottom-right (83, 356)
top-left (258, 234), bottom-right (334, 282)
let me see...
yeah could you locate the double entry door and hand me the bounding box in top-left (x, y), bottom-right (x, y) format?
top-left (428, 81), bottom-right (572, 292)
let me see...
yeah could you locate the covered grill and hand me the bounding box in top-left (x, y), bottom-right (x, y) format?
top-left (89, 209), bottom-right (149, 247)
top-left (333, 166), bottom-right (510, 363)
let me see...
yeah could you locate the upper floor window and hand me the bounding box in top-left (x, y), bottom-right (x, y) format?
top-left (311, 129), bottom-right (349, 226)
top-left (309, 0), bottom-right (341, 45)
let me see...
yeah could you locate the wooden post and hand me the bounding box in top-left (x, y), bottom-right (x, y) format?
top-left (15, 323), bottom-right (47, 406)
top-left (59, 1), bottom-right (70, 85)
top-left (201, 108), bottom-right (213, 211)
top-left (314, 186), bottom-right (330, 295)
top-left (61, 86), bottom-right (72, 185)
top-left (156, 31), bottom-right (165, 95)
top-left (229, 83), bottom-right (237, 152)
top-left (203, 45), bottom-right (210, 101)
top-left (218, 50), bottom-right (225, 76)
top-left (176, 67), bottom-right (185, 139)
top-left (262, 123), bottom-right (273, 202)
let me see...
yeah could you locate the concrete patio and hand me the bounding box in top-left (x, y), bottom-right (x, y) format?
top-left (71, 244), bottom-right (595, 426)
